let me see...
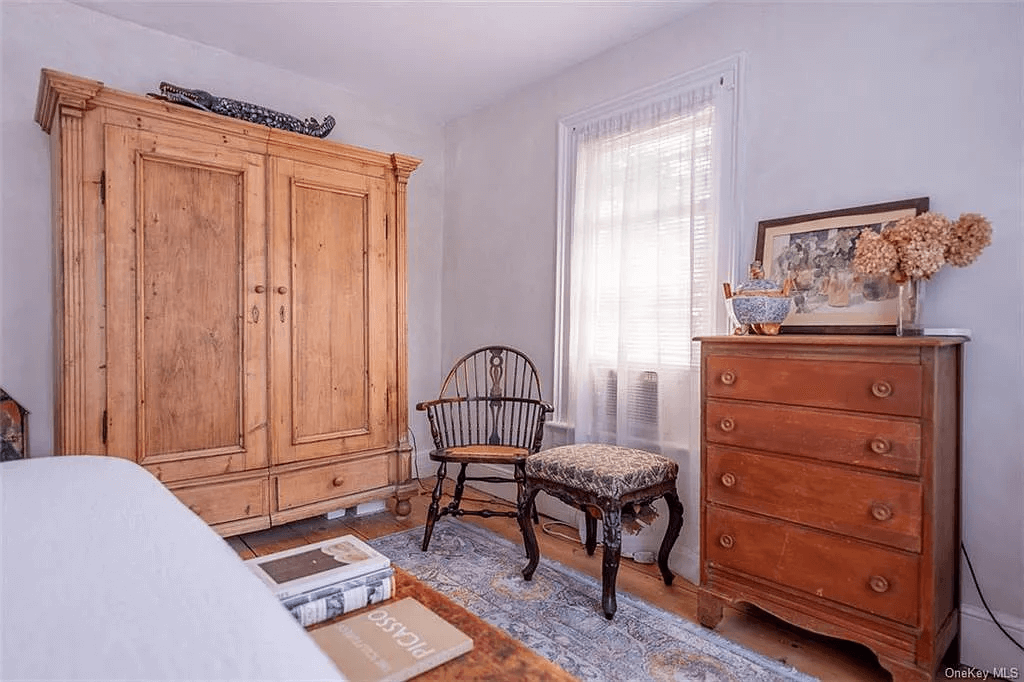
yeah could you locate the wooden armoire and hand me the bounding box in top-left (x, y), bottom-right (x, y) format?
top-left (35, 69), bottom-right (420, 536)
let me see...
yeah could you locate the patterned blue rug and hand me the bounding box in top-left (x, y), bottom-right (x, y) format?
top-left (369, 518), bottom-right (818, 682)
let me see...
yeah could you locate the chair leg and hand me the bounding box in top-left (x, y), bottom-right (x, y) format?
top-left (519, 487), bottom-right (542, 581)
top-left (600, 504), bottom-right (622, 619)
top-left (447, 463), bottom-right (469, 514)
top-left (421, 461), bottom-right (448, 551)
top-left (658, 489), bottom-right (685, 586)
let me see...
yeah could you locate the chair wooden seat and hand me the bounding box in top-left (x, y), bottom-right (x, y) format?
top-left (518, 444), bottom-right (684, 619)
top-left (417, 346), bottom-right (553, 551)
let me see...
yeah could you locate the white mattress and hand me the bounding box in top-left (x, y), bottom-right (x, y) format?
top-left (0, 455), bottom-right (346, 681)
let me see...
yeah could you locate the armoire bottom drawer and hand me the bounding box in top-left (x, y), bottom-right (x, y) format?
top-left (275, 457), bottom-right (391, 512)
top-left (170, 476), bottom-right (269, 526)
top-left (705, 506), bottom-right (920, 624)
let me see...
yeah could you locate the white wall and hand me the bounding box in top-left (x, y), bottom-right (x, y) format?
top-left (442, 1), bottom-right (1024, 671)
top-left (0, 0), bottom-right (445, 470)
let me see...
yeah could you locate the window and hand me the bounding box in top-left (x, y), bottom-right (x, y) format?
top-left (553, 57), bottom-right (741, 452)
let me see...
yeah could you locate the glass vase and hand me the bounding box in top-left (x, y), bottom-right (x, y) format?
top-left (896, 279), bottom-right (924, 336)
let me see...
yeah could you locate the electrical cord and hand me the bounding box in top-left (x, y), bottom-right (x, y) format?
top-left (961, 542), bottom-right (1024, 653)
top-left (541, 520), bottom-right (586, 544)
top-left (407, 427), bottom-right (428, 493)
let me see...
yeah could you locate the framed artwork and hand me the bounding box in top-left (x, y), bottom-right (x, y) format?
top-left (755, 197), bottom-right (929, 334)
top-left (0, 388), bottom-right (29, 461)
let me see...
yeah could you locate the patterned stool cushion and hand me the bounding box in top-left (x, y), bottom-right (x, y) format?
top-left (526, 444), bottom-right (678, 499)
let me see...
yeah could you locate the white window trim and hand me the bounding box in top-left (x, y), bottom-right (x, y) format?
top-left (551, 54), bottom-right (746, 427)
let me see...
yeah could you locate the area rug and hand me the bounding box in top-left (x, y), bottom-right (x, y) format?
top-left (369, 518), bottom-right (818, 682)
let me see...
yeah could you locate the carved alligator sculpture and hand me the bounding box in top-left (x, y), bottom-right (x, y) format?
top-left (150, 82), bottom-right (335, 139)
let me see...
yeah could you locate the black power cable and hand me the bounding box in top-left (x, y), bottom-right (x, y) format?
top-left (961, 542), bottom-right (1024, 653)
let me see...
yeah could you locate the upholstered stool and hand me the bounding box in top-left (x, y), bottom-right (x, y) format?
top-left (517, 444), bottom-right (684, 619)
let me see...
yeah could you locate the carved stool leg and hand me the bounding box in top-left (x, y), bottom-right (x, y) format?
top-left (514, 463), bottom-right (540, 531)
top-left (600, 504), bottom-right (622, 619)
top-left (584, 509), bottom-right (598, 556)
top-left (421, 461), bottom-right (447, 551)
top-left (658, 489), bottom-right (684, 586)
top-left (520, 486), bottom-right (543, 581)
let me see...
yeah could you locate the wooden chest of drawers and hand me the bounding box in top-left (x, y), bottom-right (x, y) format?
top-left (697, 336), bottom-right (963, 682)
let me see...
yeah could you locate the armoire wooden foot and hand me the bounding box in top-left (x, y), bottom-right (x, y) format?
top-left (36, 68), bottom-right (420, 535)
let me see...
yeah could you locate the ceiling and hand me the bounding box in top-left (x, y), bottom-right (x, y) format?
top-left (70, 1), bottom-right (711, 123)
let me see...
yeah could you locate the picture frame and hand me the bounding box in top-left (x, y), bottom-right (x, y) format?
top-left (755, 197), bottom-right (929, 334)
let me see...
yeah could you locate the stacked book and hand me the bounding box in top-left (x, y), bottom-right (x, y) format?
top-left (311, 597), bottom-right (474, 682)
top-left (245, 534), bottom-right (395, 627)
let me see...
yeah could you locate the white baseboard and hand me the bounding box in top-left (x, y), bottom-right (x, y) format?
top-left (960, 603), bottom-right (1024, 677)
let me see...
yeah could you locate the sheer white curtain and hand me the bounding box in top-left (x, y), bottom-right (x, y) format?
top-left (566, 81), bottom-right (724, 455)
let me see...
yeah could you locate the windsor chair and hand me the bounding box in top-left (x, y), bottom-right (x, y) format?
top-left (416, 346), bottom-right (553, 551)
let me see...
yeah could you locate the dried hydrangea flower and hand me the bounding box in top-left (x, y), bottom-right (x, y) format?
top-left (880, 216), bottom-right (917, 246)
top-left (909, 212), bottom-right (953, 246)
top-left (897, 240), bottom-right (946, 280)
top-left (852, 228), bottom-right (898, 276)
top-left (946, 213), bottom-right (992, 267)
top-left (879, 212), bottom-right (952, 280)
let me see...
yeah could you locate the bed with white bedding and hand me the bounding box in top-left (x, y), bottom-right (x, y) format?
top-left (0, 455), bottom-right (346, 681)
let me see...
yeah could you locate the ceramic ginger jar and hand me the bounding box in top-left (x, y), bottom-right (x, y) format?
top-left (724, 262), bottom-right (793, 335)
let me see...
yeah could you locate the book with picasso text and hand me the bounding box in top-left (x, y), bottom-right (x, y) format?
top-left (244, 534), bottom-right (390, 601)
top-left (285, 566), bottom-right (396, 627)
top-left (310, 597), bottom-right (473, 682)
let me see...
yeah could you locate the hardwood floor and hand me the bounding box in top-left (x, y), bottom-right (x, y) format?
top-left (232, 482), bottom-right (961, 682)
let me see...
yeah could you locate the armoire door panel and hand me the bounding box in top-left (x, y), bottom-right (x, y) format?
top-left (291, 182), bottom-right (369, 442)
top-left (270, 158), bottom-right (391, 464)
top-left (104, 126), bottom-right (268, 470)
top-left (140, 158), bottom-right (242, 455)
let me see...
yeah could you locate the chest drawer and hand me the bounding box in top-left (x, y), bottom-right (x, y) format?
top-left (275, 457), bottom-right (391, 512)
top-left (706, 355), bottom-right (923, 417)
top-left (706, 446), bottom-right (922, 551)
top-left (705, 506), bottom-right (920, 625)
top-left (705, 399), bottom-right (921, 476)
top-left (170, 476), bottom-right (269, 526)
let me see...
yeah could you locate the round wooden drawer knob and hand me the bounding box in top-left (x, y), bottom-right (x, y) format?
top-left (870, 503), bottom-right (893, 521)
top-left (720, 472), bottom-right (737, 488)
top-left (719, 534), bottom-right (735, 549)
top-left (868, 575), bottom-right (890, 593)
top-left (720, 371), bottom-right (736, 386)
top-left (871, 380), bottom-right (893, 398)
top-left (869, 437), bottom-right (892, 455)
top-left (254, 285), bottom-right (266, 293)
top-left (719, 417), bottom-right (735, 433)
top-left (277, 286), bottom-right (288, 295)
top-left (332, 476), bottom-right (346, 487)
